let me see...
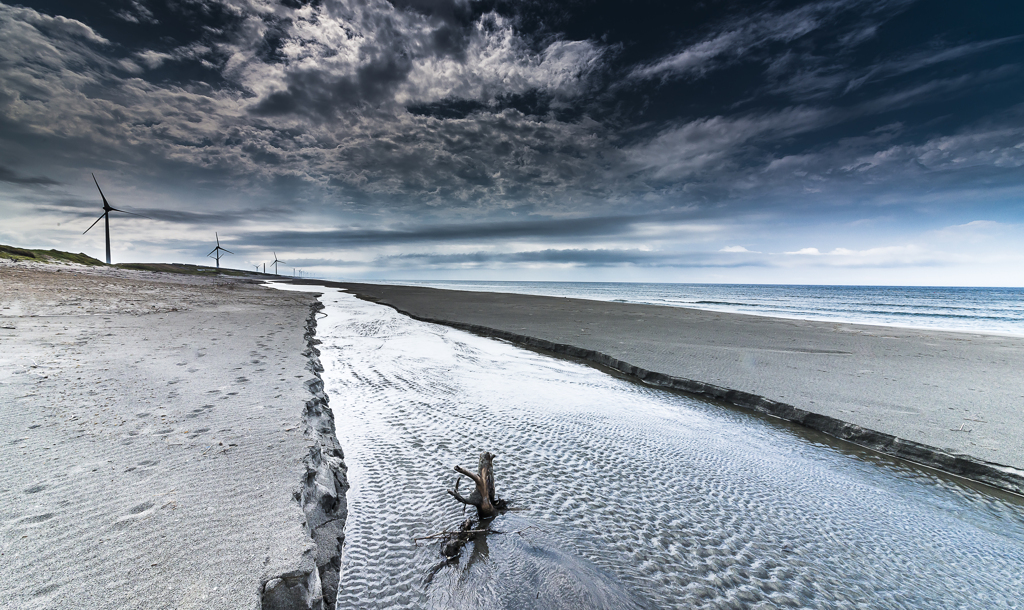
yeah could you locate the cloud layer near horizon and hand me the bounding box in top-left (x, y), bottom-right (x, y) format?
top-left (1, 0), bottom-right (1022, 284)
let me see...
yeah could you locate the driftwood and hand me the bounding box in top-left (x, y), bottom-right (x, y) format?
top-left (411, 452), bottom-right (514, 564)
top-left (447, 451), bottom-right (508, 519)
top-left (442, 518), bottom-right (475, 558)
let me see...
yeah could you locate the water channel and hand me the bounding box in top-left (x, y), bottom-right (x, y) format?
top-left (310, 289), bottom-right (1024, 609)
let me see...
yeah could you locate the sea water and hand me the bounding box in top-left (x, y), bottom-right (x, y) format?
top-left (368, 281), bottom-right (1024, 336)
top-left (285, 286), bottom-right (1024, 609)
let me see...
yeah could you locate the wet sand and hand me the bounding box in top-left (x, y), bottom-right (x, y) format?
top-left (0, 261), bottom-right (344, 610)
top-left (328, 282), bottom-right (1024, 495)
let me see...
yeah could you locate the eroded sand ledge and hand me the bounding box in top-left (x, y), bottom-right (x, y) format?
top-left (325, 282), bottom-right (1024, 496)
top-left (0, 262), bottom-right (345, 610)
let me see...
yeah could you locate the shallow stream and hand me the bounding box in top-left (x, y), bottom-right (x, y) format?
top-left (312, 289), bottom-right (1024, 609)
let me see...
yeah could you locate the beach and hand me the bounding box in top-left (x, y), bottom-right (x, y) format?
top-left (0, 261), bottom-right (344, 610)
top-left (330, 281), bottom-right (1024, 495)
top-left (3, 263), bottom-right (1024, 609)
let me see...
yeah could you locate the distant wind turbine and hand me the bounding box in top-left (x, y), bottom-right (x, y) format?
top-left (83, 173), bottom-right (150, 264)
top-left (207, 232), bottom-right (233, 269)
top-left (271, 252), bottom-right (283, 275)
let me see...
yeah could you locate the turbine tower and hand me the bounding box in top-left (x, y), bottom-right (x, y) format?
top-left (83, 173), bottom-right (149, 264)
top-left (208, 233), bottom-right (233, 269)
top-left (271, 252), bottom-right (283, 275)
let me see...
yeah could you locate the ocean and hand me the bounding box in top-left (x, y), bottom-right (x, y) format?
top-left (367, 281), bottom-right (1024, 336)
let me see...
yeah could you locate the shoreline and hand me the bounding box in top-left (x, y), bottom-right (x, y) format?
top-left (299, 280), bottom-right (1024, 497)
top-left (360, 280), bottom-right (1024, 338)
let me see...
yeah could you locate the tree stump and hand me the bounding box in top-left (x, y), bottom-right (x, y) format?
top-left (447, 452), bottom-right (507, 519)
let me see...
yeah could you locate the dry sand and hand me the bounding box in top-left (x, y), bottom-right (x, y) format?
top-left (0, 261), bottom-right (345, 610)
top-left (329, 282), bottom-right (1024, 495)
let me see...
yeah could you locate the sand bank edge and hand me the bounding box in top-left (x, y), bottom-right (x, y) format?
top-left (262, 298), bottom-right (349, 610)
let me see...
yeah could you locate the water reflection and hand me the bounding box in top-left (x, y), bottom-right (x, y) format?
top-left (427, 514), bottom-right (650, 610)
top-left (316, 291), bottom-right (1024, 609)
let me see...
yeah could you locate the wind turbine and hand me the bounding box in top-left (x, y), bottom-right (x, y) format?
top-left (271, 252), bottom-right (283, 275)
top-left (208, 232), bottom-right (232, 269)
top-left (83, 173), bottom-right (149, 264)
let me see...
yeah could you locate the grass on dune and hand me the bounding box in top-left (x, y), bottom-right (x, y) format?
top-left (0, 244), bottom-right (106, 266)
top-left (1, 244), bottom-right (266, 277)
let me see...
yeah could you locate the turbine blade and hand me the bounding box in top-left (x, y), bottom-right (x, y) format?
top-left (208, 248), bottom-right (218, 256)
top-left (108, 207), bottom-right (151, 219)
top-left (92, 173), bottom-right (109, 207)
top-left (216, 232), bottom-right (220, 247)
top-left (83, 212), bottom-right (105, 234)
top-left (222, 249), bottom-right (233, 254)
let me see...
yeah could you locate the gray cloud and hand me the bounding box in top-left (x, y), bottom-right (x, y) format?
top-left (2, 0), bottom-right (1015, 220)
top-left (842, 36), bottom-right (1023, 94)
top-left (0, 165), bottom-right (58, 185)
top-left (628, 0), bottom-right (912, 83)
top-left (243, 211), bottom-right (699, 248)
top-left (374, 248), bottom-right (770, 268)
top-left (115, 1), bottom-right (158, 25)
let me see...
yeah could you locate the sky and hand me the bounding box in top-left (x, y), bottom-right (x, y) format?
top-left (1, 0), bottom-right (1022, 285)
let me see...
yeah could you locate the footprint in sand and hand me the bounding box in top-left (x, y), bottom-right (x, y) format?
top-left (128, 501), bottom-right (154, 515)
top-left (33, 583), bottom-right (60, 597)
top-left (114, 501), bottom-right (155, 528)
top-left (24, 484), bottom-right (46, 494)
top-left (19, 513), bottom-right (55, 524)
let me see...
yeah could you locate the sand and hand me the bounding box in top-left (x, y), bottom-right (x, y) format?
top-left (328, 282), bottom-right (1024, 495)
top-left (0, 261), bottom-right (345, 610)
top-left (4, 263), bottom-right (1021, 608)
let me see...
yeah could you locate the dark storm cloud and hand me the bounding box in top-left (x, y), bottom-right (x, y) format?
top-left (244, 211), bottom-right (699, 248)
top-left (376, 248), bottom-right (770, 268)
top-left (626, 0), bottom-right (902, 83)
top-left (2, 0), bottom-right (1023, 274)
top-left (114, 1), bottom-right (158, 25)
top-left (39, 197), bottom-right (248, 225)
top-left (0, 165), bottom-right (58, 185)
top-left (251, 55), bottom-right (415, 118)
